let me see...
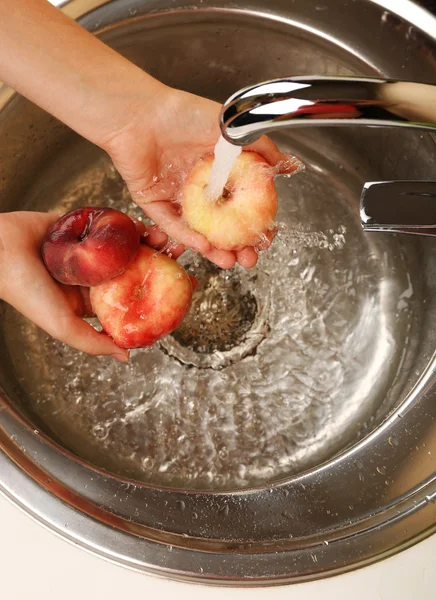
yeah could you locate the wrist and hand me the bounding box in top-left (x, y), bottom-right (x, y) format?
top-left (98, 75), bottom-right (171, 156)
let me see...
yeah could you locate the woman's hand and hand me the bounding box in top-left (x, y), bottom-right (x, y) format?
top-left (105, 88), bottom-right (296, 269)
top-left (0, 1), bottom-right (297, 270)
top-left (0, 211), bottom-right (183, 361)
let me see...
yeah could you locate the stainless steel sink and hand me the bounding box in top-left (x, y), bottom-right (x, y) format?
top-left (0, 0), bottom-right (435, 585)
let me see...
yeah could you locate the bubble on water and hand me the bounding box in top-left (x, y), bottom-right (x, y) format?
top-left (92, 424), bottom-right (108, 440)
top-left (219, 448), bottom-right (229, 459)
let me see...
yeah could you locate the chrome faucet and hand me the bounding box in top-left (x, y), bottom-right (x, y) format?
top-left (220, 76), bottom-right (436, 236)
top-left (220, 76), bottom-right (436, 145)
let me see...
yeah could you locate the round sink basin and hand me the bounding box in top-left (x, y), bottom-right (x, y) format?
top-left (0, 0), bottom-right (435, 585)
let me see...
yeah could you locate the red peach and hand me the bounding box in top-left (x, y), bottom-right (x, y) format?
top-left (179, 151), bottom-right (278, 251)
top-left (90, 245), bottom-right (194, 349)
top-left (42, 207), bottom-right (140, 286)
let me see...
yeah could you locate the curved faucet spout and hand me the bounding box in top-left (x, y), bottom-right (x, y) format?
top-left (220, 76), bottom-right (436, 145)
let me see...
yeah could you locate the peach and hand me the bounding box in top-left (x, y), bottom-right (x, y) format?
top-left (42, 207), bottom-right (140, 286)
top-left (179, 151), bottom-right (278, 251)
top-left (90, 245), bottom-right (194, 349)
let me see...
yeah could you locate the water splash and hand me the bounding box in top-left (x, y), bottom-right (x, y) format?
top-left (206, 136), bottom-right (241, 201)
top-left (4, 152), bottom-right (419, 492)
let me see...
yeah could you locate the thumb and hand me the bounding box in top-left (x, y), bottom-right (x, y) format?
top-left (2, 262), bottom-right (129, 362)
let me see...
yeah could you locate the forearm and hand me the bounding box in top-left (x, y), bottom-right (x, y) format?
top-left (0, 0), bottom-right (166, 148)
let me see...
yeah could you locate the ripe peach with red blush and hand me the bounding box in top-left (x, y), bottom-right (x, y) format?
top-left (42, 207), bottom-right (140, 287)
top-left (90, 245), bottom-right (195, 348)
top-left (179, 151), bottom-right (278, 251)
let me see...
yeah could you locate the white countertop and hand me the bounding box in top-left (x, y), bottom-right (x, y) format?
top-left (1, 493), bottom-right (434, 600)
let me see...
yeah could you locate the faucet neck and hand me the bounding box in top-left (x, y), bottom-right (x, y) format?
top-left (220, 76), bottom-right (436, 145)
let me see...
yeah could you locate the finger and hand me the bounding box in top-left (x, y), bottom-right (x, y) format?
top-left (144, 201), bottom-right (211, 254)
top-left (3, 260), bottom-right (128, 362)
top-left (139, 224), bottom-right (185, 258)
top-left (131, 217), bottom-right (148, 237)
top-left (247, 135), bottom-right (284, 166)
top-left (143, 224), bottom-right (168, 247)
top-left (59, 284), bottom-right (94, 318)
top-left (78, 287), bottom-right (94, 317)
top-left (248, 136), bottom-right (303, 174)
top-left (164, 242), bottom-right (185, 260)
top-left (202, 247), bottom-right (236, 269)
top-left (7, 211), bottom-right (60, 244)
top-left (236, 247), bottom-right (259, 268)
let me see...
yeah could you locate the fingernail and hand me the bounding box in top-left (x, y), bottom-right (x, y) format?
top-left (111, 352), bottom-right (129, 364)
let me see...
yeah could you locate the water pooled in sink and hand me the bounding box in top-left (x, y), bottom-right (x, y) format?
top-left (1, 139), bottom-right (421, 491)
top-left (206, 136), bottom-right (241, 200)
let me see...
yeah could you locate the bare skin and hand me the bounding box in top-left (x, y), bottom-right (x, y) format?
top-left (0, 0), bottom-right (293, 357)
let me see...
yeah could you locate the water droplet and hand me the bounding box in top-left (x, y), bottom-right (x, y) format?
top-left (376, 465), bottom-right (386, 475)
top-left (176, 500), bottom-right (186, 512)
top-left (92, 424), bottom-right (108, 440)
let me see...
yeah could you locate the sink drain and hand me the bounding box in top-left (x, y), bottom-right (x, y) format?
top-left (159, 256), bottom-right (269, 369)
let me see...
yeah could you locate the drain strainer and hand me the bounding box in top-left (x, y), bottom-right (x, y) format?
top-left (159, 255), bottom-right (270, 369)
